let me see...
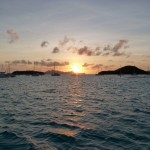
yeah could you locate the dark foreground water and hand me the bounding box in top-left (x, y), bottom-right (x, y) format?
top-left (0, 75), bottom-right (150, 150)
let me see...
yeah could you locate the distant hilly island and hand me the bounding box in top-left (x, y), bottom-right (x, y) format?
top-left (98, 65), bottom-right (149, 75)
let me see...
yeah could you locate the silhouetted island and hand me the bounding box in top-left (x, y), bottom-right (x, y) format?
top-left (97, 66), bottom-right (149, 75)
top-left (12, 71), bottom-right (44, 76)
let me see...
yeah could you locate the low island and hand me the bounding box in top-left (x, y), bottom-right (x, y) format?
top-left (12, 71), bottom-right (44, 76)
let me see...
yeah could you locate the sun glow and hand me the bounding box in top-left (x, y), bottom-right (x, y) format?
top-left (72, 65), bottom-right (82, 73)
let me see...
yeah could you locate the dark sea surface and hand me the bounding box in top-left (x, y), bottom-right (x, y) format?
top-left (0, 75), bottom-right (150, 150)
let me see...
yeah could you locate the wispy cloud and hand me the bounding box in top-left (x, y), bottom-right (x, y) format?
top-left (103, 65), bottom-right (114, 69)
top-left (91, 64), bottom-right (103, 69)
top-left (113, 51), bottom-right (125, 56)
top-left (112, 40), bottom-right (128, 52)
top-left (82, 63), bottom-right (93, 67)
top-left (41, 41), bottom-right (49, 47)
top-left (6, 29), bottom-right (19, 43)
top-left (59, 36), bottom-right (75, 47)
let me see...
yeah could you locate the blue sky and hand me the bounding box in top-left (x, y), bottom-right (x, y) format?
top-left (0, 0), bottom-right (150, 73)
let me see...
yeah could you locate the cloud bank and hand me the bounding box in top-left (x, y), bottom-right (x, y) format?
top-left (52, 36), bottom-right (129, 57)
top-left (7, 60), bottom-right (32, 65)
top-left (6, 59), bottom-right (69, 67)
top-left (34, 60), bottom-right (69, 67)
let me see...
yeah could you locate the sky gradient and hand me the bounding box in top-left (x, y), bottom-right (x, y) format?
top-left (0, 0), bottom-right (150, 73)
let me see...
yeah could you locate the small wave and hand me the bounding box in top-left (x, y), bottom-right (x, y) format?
top-left (42, 89), bottom-right (56, 93)
top-left (118, 117), bottom-right (138, 125)
top-left (80, 128), bottom-right (107, 141)
top-left (34, 97), bottom-right (43, 100)
top-left (134, 108), bottom-right (150, 115)
top-left (34, 130), bottom-right (77, 144)
top-left (124, 132), bottom-right (150, 144)
top-left (0, 131), bottom-right (36, 150)
top-left (31, 120), bottom-right (82, 130)
top-left (74, 108), bottom-right (84, 113)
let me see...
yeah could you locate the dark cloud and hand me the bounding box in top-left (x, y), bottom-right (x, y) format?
top-left (76, 46), bottom-right (101, 56)
top-left (112, 40), bottom-right (128, 52)
top-left (52, 47), bottom-right (60, 53)
top-left (6, 29), bottom-right (19, 43)
top-left (82, 63), bottom-right (93, 67)
top-left (77, 46), bottom-right (93, 56)
top-left (41, 41), bottom-right (49, 47)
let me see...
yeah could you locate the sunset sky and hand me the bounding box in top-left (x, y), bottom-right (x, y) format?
top-left (0, 0), bottom-right (150, 74)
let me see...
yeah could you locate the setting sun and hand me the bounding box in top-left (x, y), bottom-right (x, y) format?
top-left (72, 65), bottom-right (82, 73)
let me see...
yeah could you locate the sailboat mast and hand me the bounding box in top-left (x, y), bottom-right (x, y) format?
top-left (54, 62), bottom-right (55, 72)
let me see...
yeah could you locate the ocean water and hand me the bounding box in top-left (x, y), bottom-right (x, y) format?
top-left (0, 75), bottom-right (150, 150)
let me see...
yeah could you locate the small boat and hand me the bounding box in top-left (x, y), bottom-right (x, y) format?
top-left (51, 72), bottom-right (60, 76)
top-left (51, 62), bottom-right (60, 76)
top-left (0, 64), bottom-right (15, 78)
top-left (0, 72), bottom-right (9, 78)
top-left (7, 73), bottom-right (16, 77)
